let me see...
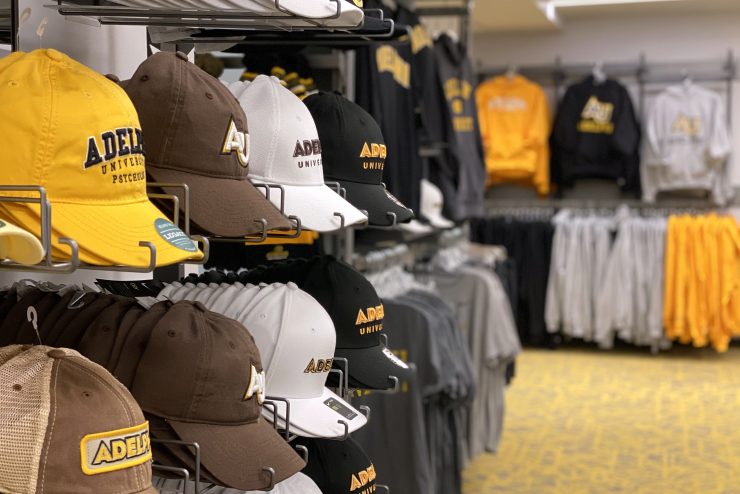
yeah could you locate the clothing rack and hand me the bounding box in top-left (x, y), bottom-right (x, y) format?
top-left (487, 198), bottom-right (722, 215)
top-left (478, 51), bottom-right (737, 125)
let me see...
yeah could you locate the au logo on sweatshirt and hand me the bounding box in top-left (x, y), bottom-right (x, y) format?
top-left (376, 46), bottom-right (410, 89)
top-left (671, 114), bottom-right (702, 138)
top-left (578, 96), bottom-right (614, 134)
top-left (81, 422), bottom-right (152, 475)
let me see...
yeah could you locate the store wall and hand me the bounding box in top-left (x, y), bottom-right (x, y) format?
top-left (473, 10), bottom-right (740, 189)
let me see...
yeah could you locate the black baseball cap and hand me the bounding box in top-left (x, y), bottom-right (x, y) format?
top-left (298, 436), bottom-right (377, 494)
top-left (304, 92), bottom-right (414, 227)
top-left (243, 256), bottom-right (410, 390)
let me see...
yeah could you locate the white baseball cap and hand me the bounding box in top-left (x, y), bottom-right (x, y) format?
top-left (184, 0), bottom-right (364, 28)
top-left (229, 76), bottom-right (367, 232)
top-left (0, 218), bottom-right (44, 265)
top-left (399, 219), bottom-right (435, 236)
top-left (242, 283), bottom-right (367, 438)
top-left (421, 179), bottom-right (454, 229)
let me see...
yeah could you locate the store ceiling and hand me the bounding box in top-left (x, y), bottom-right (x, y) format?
top-left (470, 0), bottom-right (740, 33)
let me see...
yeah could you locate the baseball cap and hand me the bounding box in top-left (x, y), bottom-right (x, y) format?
top-left (0, 219), bottom-right (44, 265)
top-left (399, 219), bottom-right (435, 236)
top-left (131, 301), bottom-right (305, 490)
top-left (420, 179), bottom-right (454, 229)
top-left (241, 283), bottom-right (367, 437)
top-left (304, 92), bottom-right (414, 227)
top-left (298, 436), bottom-right (377, 494)
top-left (0, 345), bottom-right (157, 494)
top-left (244, 256), bottom-right (410, 390)
top-left (123, 52), bottom-right (291, 237)
top-left (0, 49), bottom-right (202, 268)
top-left (229, 76), bottom-right (367, 232)
top-left (189, 0), bottom-right (364, 28)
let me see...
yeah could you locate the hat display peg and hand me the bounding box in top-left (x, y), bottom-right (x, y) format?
top-left (294, 444), bottom-right (309, 463)
top-left (151, 437), bottom-right (203, 494)
top-left (324, 181), bottom-right (348, 200)
top-left (81, 240), bottom-right (158, 273)
top-left (328, 366), bottom-right (347, 401)
top-left (331, 356), bottom-right (349, 399)
top-left (261, 466), bottom-right (277, 492)
top-left (150, 465), bottom-right (191, 493)
top-left (324, 419), bottom-right (350, 442)
top-left (378, 375), bottom-right (400, 395)
top-left (262, 400), bottom-right (280, 431)
top-left (188, 235), bottom-right (211, 265)
top-left (250, 183), bottom-right (305, 239)
top-left (0, 185), bottom-right (80, 273)
top-left (332, 211), bottom-right (346, 230)
top-left (359, 405), bottom-right (371, 422)
top-left (377, 484), bottom-right (391, 493)
top-left (266, 395), bottom-right (293, 440)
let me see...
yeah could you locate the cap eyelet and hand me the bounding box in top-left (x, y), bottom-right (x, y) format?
top-left (12, 384), bottom-right (22, 392)
top-left (167, 330), bottom-right (176, 337)
top-left (8, 80), bottom-right (18, 87)
top-left (228, 342), bottom-right (236, 350)
top-left (140, 75), bottom-right (150, 82)
top-left (205, 92), bottom-right (214, 100)
top-left (82, 391), bottom-right (91, 398)
top-left (102, 326), bottom-right (111, 333)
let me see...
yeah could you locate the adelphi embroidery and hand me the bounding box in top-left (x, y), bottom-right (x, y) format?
top-left (80, 422), bottom-right (151, 476)
top-left (359, 142), bottom-right (386, 170)
top-left (356, 305), bottom-right (384, 336)
top-left (244, 364), bottom-right (266, 404)
top-left (221, 118), bottom-right (250, 167)
top-left (350, 464), bottom-right (377, 491)
top-left (304, 358), bottom-right (334, 373)
top-left (83, 127), bottom-right (145, 169)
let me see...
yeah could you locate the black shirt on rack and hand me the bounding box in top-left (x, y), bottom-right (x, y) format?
top-left (356, 0), bottom-right (422, 216)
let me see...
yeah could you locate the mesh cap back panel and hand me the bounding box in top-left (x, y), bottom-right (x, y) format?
top-left (0, 348), bottom-right (53, 494)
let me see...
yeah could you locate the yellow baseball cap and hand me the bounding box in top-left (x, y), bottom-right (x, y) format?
top-left (0, 49), bottom-right (202, 268)
top-left (0, 219), bottom-right (44, 265)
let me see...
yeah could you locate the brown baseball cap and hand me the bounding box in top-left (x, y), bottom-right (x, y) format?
top-left (78, 298), bottom-right (142, 370)
top-left (123, 52), bottom-right (291, 237)
top-left (0, 345), bottom-right (157, 494)
top-left (131, 301), bottom-right (305, 490)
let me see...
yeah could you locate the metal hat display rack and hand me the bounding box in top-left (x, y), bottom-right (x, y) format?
top-left (0, 185), bottom-right (209, 273)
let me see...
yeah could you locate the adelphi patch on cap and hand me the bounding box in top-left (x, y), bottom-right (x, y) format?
top-left (80, 422), bottom-right (152, 475)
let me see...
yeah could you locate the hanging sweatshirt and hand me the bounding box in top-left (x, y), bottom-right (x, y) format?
top-left (550, 76), bottom-right (640, 192)
top-left (433, 34), bottom-right (486, 221)
top-left (476, 75), bottom-right (550, 195)
top-left (641, 84), bottom-right (733, 205)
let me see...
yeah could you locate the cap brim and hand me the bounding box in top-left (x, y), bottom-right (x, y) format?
top-left (398, 219), bottom-right (435, 236)
top-left (263, 386), bottom-right (367, 438)
top-left (425, 212), bottom-right (455, 229)
top-left (0, 220), bottom-right (44, 265)
top-left (148, 166), bottom-right (291, 237)
top-left (168, 416), bottom-right (305, 491)
top-left (334, 343), bottom-right (411, 390)
top-left (338, 180), bottom-right (414, 226)
top-left (0, 200), bottom-right (202, 267)
top-left (276, 183), bottom-right (367, 232)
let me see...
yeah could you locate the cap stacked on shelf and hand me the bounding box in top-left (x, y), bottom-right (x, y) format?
top-left (157, 281), bottom-right (368, 437)
top-left (0, 345), bottom-right (157, 494)
top-left (0, 49), bottom-right (202, 267)
top-left (123, 51), bottom-right (292, 238)
top-left (229, 75), bottom-right (368, 232)
top-left (0, 288), bottom-right (306, 491)
top-left (240, 256), bottom-right (411, 389)
top-left (305, 91), bottom-right (415, 227)
top-left (0, 219), bottom-right (45, 265)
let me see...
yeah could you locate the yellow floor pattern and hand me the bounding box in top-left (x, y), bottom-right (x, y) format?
top-left (463, 346), bottom-right (740, 494)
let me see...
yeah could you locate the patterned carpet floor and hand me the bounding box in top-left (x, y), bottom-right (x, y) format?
top-left (463, 345), bottom-right (740, 494)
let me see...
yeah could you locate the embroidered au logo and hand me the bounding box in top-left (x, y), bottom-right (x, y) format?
top-left (244, 364), bottom-right (266, 404)
top-left (80, 422), bottom-right (151, 475)
top-left (221, 117), bottom-right (250, 167)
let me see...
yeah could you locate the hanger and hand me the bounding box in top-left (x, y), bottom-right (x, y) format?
top-left (505, 63), bottom-right (519, 80)
top-left (592, 60), bottom-right (607, 85)
top-left (680, 68), bottom-right (692, 89)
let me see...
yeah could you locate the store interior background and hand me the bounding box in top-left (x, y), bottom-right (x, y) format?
top-left (2, 1), bottom-right (740, 493)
